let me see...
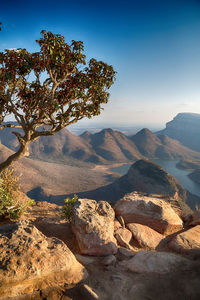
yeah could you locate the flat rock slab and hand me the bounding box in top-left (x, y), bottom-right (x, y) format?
top-left (0, 221), bottom-right (87, 299)
top-left (127, 223), bottom-right (164, 249)
top-left (114, 192), bottom-right (183, 234)
top-left (72, 199), bottom-right (117, 256)
top-left (168, 225), bottom-right (200, 256)
top-left (119, 250), bottom-right (191, 274)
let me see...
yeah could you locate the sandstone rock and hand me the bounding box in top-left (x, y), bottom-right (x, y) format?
top-left (115, 232), bottom-right (134, 250)
top-left (75, 254), bottom-right (99, 265)
top-left (126, 223), bottom-right (164, 249)
top-left (114, 192), bottom-right (183, 234)
top-left (114, 219), bottom-right (122, 231)
top-left (168, 225), bottom-right (200, 256)
top-left (116, 215), bottom-right (125, 228)
top-left (0, 221), bottom-right (87, 299)
top-left (115, 227), bottom-right (132, 244)
top-left (72, 199), bottom-right (117, 256)
top-left (119, 250), bottom-right (190, 274)
top-left (189, 210), bottom-right (200, 226)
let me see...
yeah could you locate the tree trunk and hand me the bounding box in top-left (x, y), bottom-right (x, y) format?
top-left (0, 142), bottom-right (30, 173)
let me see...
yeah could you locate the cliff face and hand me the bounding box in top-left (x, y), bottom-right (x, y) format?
top-left (158, 113), bottom-right (200, 152)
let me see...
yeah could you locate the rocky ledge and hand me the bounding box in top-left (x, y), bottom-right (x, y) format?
top-left (1, 192), bottom-right (200, 299)
top-left (0, 221), bottom-right (87, 299)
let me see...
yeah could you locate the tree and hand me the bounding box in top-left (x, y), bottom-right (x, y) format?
top-left (0, 30), bottom-right (116, 172)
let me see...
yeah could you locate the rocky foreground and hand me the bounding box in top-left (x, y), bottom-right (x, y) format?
top-left (1, 192), bottom-right (200, 300)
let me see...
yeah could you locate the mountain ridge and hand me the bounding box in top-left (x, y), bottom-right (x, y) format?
top-left (1, 121), bottom-right (200, 164)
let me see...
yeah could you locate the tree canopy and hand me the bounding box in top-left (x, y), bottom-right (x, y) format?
top-left (0, 30), bottom-right (116, 171)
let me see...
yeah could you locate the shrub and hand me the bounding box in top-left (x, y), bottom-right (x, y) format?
top-left (62, 194), bottom-right (78, 221)
top-left (0, 167), bottom-right (35, 220)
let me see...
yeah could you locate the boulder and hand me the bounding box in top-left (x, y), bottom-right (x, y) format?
top-left (114, 192), bottom-right (183, 234)
top-left (115, 227), bottom-right (132, 244)
top-left (119, 250), bottom-right (190, 274)
top-left (72, 199), bottom-right (117, 256)
top-left (127, 223), bottom-right (163, 249)
top-left (0, 221), bottom-right (87, 299)
top-left (168, 225), bottom-right (200, 256)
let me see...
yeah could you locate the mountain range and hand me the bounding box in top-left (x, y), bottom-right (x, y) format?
top-left (1, 119), bottom-right (200, 165)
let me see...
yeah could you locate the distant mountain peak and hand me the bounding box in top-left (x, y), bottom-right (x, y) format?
top-left (101, 128), bottom-right (115, 134)
top-left (80, 131), bottom-right (92, 137)
top-left (135, 128), bottom-right (154, 136)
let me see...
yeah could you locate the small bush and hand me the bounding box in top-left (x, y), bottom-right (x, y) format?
top-left (0, 167), bottom-right (35, 220)
top-left (62, 194), bottom-right (78, 221)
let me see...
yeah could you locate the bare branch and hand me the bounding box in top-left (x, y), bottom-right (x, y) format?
top-left (0, 124), bottom-right (22, 131)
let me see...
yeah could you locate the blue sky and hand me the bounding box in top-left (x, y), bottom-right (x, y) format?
top-left (1, 0), bottom-right (200, 128)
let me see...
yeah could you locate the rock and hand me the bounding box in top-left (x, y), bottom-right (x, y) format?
top-left (101, 255), bottom-right (116, 266)
top-left (116, 215), bottom-right (125, 228)
top-left (168, 225), bottom-right (200, 256)
top-left (111, 274), bottom-right (123, 280)
top-left (115, 232), bottom-right (134, 250)
top-left (114, 219), bottom-right (122, 231)
top-left (75, 254), bottom-right (99, 265)
top-left (0, 221), bottom-right (87, 299)
top-left (114, 192), bottom-right (183, 234)
top-left (115, 227), bottom-right (132, 244)
top-left (72, 199), bottom-right (117, 256)
top-left (189, 210), bottom-right (200, 226)
top-left (118, 247), bottom-right (136, 258)
top-left (126, 223), bottom-right (164, 249)
top-left (119, 250), bottom-right (190, 274)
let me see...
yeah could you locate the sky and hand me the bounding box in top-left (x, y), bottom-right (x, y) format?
top-left (1, 0), bottom-right (200, 129)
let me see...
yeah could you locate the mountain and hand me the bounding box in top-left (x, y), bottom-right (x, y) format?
top-left (0, 124), bottom-right (105, 164)
top-left (0, 142), bottom-right (14, 162)
top-left (158, 113), bottom-right (200, 152)
top-left (130, 128), bottom-right (200, 160)
top-left (72, 159), bottom-right (194, 217)
top-left (0, 126), bottom-right (142, 164)
top-left (188, 169), bottom-right (200, 185)
top-left (1, 121), bottom-right (200, 165)
top-left (85, 128), bottom-right (142, 162)
top-left (29, 128), bottom-right (105, 164)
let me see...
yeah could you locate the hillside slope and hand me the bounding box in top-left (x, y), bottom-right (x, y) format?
top-left (73, 159), bottom-right (193, 216)
top-left (85, 128), bottom-right (142, 162)
top-left (0, 143), bottom-right (119, 202)
top-left (130, 128), bottom-right (200, 160)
